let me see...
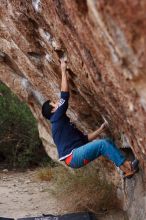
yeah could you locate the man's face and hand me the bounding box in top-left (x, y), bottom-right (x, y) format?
top-left (50, 101), bottom-right (59, 113)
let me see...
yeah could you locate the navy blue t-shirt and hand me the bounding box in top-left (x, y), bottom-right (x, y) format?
top-left (50, 91), bottom-right (89, 160)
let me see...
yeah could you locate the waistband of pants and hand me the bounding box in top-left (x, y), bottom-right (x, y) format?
top-left (65, 154), bottom-right (73, 165)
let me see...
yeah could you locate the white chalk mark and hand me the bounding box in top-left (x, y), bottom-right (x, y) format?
top-left (140, 97), bottom-right (146, 112)
top-left (32, 0), bottom-right (41, 12)
top-left (39, 28), bottom-right (52, 46)
top-left (21, 78), bottom-right (45, 105)
top-left (21, 78), bottom-right (31, 90)
top-left (45, 53), bottom-right (52, 62)
top-left (0, 51), bottom-right (5, 57)
top-left (39, 28), bottom-right (61, 50)
top-left (31, 90), bottom-right (46, 105)
top-left (51, 39), bottom-right (60, 50)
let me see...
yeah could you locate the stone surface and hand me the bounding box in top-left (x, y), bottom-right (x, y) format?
top-left (0, 0), bottom-right (146, 219)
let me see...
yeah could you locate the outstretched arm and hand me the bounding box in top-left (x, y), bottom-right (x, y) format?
top-left (61, 59), bottom-right (69, 92)
top-left (87, 122), bottom-right (107, 141)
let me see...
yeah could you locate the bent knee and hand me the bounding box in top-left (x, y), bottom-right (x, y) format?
top-left (95, 139), bottom-right (109, 146)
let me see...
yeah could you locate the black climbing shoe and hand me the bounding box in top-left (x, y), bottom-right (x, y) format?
top-left (132, 159), bottom-right (139, 173)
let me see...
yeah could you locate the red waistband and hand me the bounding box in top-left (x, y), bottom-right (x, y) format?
top-left (65, 154), bottom-right (73, 165)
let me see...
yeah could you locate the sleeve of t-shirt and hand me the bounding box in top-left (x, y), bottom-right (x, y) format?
top-left (52, 91), bottom-right (70, 121)
top-left (84, 134), bottom-right (89, 143)
top-left (79, 131), bottom-right (89, 144)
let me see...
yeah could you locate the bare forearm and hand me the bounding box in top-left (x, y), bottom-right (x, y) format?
top-left (87, 127), bottom-right (103, 141)
top-left (60, 59), bottom-right (69, 92)
top-left (61, 71), bottom-right (69, 92)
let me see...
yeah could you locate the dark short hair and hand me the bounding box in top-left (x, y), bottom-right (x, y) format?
top-left (42, 100), bottom-right (54, 120)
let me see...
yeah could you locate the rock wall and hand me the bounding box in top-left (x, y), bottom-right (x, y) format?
top-left (0, 1), bottom-right (146, 219)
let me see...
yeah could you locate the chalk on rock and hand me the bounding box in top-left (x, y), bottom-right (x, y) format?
top-left (21, 78), bottom-right (45, 105)
top-left (38, 28), bottom-right (52, 46)
top-left (0, 51), bottom-right (5, 62)
top-left (52, 38), bottom-right (61, 50)
top-left (32, 0), bottom-right (41, 12)
top-left (0, 51), bottom-right (5, 57)
top-left (45, 53), bottom-right (52, 62)
top-left (44, 31), bottom-right (52, 42)
top-left (31, 90), bottom-right (46, 105)
top-left (121, 134), bottom-right (131, 148)
top-left (21, 78), bottom-right (32, 93)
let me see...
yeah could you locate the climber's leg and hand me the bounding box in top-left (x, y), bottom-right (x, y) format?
top-left (65, 139), bottom-right (126, 169)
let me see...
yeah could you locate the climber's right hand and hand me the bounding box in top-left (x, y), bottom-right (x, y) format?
top-left (100, 121), bottom-right (108, 130)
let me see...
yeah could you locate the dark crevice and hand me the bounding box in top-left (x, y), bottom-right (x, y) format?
top-left (85, 72), bottom-right (89, 78)
top-left (11, 12), bottom-right (44, 53)
top-left (68, 77), bottom-right (79, 95)
top-left (120, 147), bottom-right (135, 161)
top-left (27, 52), bottom-right (44, 59)
top-left (51, 63), bottom-right (61, 76)
top-left (2, 53), bottom-right (25, 77)
top-left (27, 17), bottom-right (39, 29)
top-left (70, 81), bottom-right (76, 89)
top-left (54, 0), bottom-right (76, 32)
top-left (75, 0), bottom-right (88, 16)
top-left (71, 89), bottom-right (78, 95)
top-left (55, 49), bottom-right (65, 58)
top-left (0, 51), bottom-right (5, 62)
top-left (27, 52), bottom-right (44, 76)
top-left (83, 47), bottom-right (102, 81)
top-left (67, 69), bottom-right (78, 80)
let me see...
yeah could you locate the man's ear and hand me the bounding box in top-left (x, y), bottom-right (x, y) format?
top-left (51, 108), bottom-right (55, 113)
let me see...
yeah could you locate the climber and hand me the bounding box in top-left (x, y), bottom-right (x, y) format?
top-left (42, 58), bottom-right (139, 178)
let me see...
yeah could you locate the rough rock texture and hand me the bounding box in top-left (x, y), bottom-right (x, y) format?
top-left (0, 0), bottom-right (146, 219)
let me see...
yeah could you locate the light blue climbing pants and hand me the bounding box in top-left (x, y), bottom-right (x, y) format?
top-left (65, 139), bottom-right (126, 168)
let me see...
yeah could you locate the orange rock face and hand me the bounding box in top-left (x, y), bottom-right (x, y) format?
top-left (1, 1), bottom-right (146, 218)
top-left (0, 1), bottom-right (146, 173)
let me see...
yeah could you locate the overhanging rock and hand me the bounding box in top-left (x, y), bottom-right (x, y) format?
top-left (0, 1), bottom-right (146, 219)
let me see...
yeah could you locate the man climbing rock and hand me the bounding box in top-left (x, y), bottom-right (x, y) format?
top-left (42, 59), bottom-right (139, 178)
